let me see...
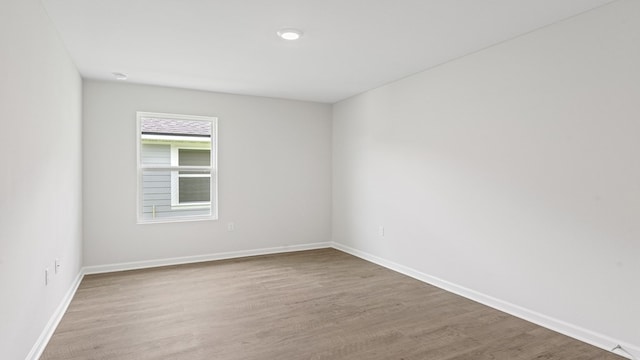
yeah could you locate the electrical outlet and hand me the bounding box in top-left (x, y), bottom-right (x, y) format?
top-left (55, 258), bottom-right (60, 274)
top-left (378, 225), bottom-right (385, 237)
top-left (227, 222), bottom-right (235, 231)
top-left (45, 268), bottom-right (49, 286)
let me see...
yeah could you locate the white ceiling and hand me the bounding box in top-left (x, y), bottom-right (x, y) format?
top-left (41, 0), bottom-right (615, 103)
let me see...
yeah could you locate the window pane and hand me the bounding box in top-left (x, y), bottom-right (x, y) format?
top-left (137, 112), bottom-right (216, 223)
top-left (179, 175), bottom-right (210, 203)
top-left (141, 170), bottom-right (212, 220)
top-left (179, 149), bottom-right (210, 166)
top-left (140, 143), bottom-right (171, 166)
top-left (141, 117), bottom-right (211, 137)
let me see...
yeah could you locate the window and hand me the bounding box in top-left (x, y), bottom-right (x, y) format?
top-left (176, 148), bottom-right (211, 204)
top-left (137, 112), bottom-right (217, 223)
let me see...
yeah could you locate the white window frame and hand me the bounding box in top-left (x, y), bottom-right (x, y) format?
top-left (170, 145), bottom-right (212, 209)
top-left (136, 111), bottom-right (218, 224)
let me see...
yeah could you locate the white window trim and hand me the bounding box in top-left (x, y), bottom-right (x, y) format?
top-left (136, 111), bottom-right (218, 224)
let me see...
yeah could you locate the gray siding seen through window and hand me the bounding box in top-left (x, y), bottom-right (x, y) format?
top-left (140, 144), bottom-right (210, 219)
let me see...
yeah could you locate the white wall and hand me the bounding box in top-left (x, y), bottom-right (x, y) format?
top-left (333, 0), bottom-right (639, 355)
top-left (0, 0), bottom-right (83, 359)
top-left (83, 81), bottom-right (331, 267)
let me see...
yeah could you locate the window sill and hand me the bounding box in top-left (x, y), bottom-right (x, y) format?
top-left (137, 214), bottom-right (217, 225)
top-left (170, 203), bottom-right (211, 211)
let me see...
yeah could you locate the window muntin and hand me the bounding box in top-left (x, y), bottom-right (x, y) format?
top-left (137, 112), bottom-right (217, 223)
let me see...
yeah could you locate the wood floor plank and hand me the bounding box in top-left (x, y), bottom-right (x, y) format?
top-left (40, 249), bottom-right (623, 360)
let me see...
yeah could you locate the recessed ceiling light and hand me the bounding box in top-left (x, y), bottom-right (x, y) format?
top-left (277, 28), bottom-right (303, 41)
top-left (112, 72), bottom-right (128, 80)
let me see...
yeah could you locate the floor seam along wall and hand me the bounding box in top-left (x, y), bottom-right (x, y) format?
top-left (26, 270), bottom-right (85, 360)
top-left (331, 242), bottom-right (638, 359)
top-left (26, 241), bottom-right (638, 360)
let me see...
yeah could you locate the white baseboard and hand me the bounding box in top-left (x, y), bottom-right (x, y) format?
top-left (331, 242), bottom-right (639, 360)
top-left (25, 269), bottom-right (85, 360)
top-left (28, 242), bottom-right (637, 360)
top-left (27, 242), bottom-right (331, 360)
top-left (83, 242), bottom-right (332, 275)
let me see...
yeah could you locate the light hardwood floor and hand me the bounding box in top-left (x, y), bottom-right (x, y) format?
top-left (41, 249), bottom-right (622, 359)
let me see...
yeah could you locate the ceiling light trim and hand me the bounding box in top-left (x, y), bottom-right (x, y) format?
top-left (277, 28), bottom-right (303, 41)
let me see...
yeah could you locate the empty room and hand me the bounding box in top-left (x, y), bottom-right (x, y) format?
top-left (1, 0), bottom-right (639, 359)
